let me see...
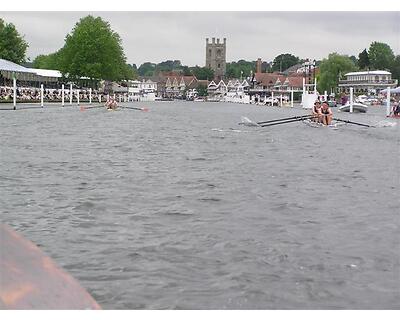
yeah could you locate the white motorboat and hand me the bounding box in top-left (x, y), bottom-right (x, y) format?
top-left (263, 96), bottom-right (279, 106)
top-left (338, 102), bottom-right (368, 113)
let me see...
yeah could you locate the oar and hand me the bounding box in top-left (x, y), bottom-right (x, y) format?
top-left (79, 104), bottom-right (104, 111)
top-left (260, 117), bottom-right (315, 127)
top-left (257, 114), bottom-right (315, 125)
top-left (121, 106), bottom-right (149, 112)
top-left (84, 104), bottom-right (104, 109)
top-left (333, 118), bottom-right (375, 128)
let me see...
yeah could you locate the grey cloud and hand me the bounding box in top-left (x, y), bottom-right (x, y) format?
top-left (1, 11), bottom-right (398, 65)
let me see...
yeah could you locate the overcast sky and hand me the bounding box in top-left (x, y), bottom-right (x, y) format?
top-left (1, 11), bottom-right (399, 66)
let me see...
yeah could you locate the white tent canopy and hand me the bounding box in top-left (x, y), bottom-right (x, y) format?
top-left (381, 87), bottom-right (400, 94)
top-left (28, 68), bottom-right (62, 78)
top-left (0, 58), bottom-right (38, 81)
top-left (28, 68), bottom-right (63, 82)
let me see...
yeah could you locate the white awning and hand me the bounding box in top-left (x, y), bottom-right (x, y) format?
top-left (0, 58), bottom-right (38, 80)
top-left (381, 87), bottom-right (400, 94)
top-left (28, 68), bottom-right (62, 78)
top-left (345, 70), bottom-right (392, 76)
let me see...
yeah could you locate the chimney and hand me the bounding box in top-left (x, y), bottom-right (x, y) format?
top-left (217, 38), bottom-right (220, 44)
top-left (212, 37), bottom-right (215, 44)
top-left (256, 58), bottom-right (262, 73)
top-left (223, 38), bottom-right (226, 44)
top-left (206, 38), bottom-right (209, 44)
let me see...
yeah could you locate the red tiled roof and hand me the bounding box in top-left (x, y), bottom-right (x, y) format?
top-left (164, 75), bottom-right (199, 88)
top-left (255, 72), bottom-right (304, 88)
top-left (181, 76), bottom-right (198, 85)
top-left (254, 72), bottom-right (281, 86)
top-left (286, 76), bottom-right (303, 88)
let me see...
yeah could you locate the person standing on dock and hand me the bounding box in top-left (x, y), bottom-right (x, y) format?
top-left (321, 101), bottom-right (333, 125)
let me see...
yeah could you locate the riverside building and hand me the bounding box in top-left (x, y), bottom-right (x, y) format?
top-left (338, 70), bottom-right (398, 94)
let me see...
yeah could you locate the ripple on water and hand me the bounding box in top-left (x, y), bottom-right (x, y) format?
top-left (1, 102), bottom-right (399, 309)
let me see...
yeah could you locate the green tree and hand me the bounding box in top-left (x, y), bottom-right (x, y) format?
top-left (272, 54), bottom-right (299, 72)
top-left (0, 18), bottom-right (29, 64)
top-left (155, 60), bottom-right (182, 73)
top-left (191, 66), bottom-right (214, 80)
top-left (358, 49), bottom-right (370, 70)
top-left (32, 51), bottom-right (62, 69)
top-left (349, 55), bottom-right (358, 66)
top-left (226, 60), bottom-right (255, 78)
top-left (368, 41), bottom-right (395, 70)
top-left (59, 15), bottom-right (131, 81)
top-left (182, 65), bottom-right (192, 76)
top-left (196, 84), bottom-right (208, 96)
top-left (390, 55), bottom-right (400, 83)
top-left (138, 62), bottom-right (156, 76)
top-left (318, 53), bottom-right (358, 92)
top-left (125, 64), bottom-right (138, 79)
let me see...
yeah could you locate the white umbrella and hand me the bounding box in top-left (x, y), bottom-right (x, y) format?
top-left (381, 87), bottom-right (400, 94)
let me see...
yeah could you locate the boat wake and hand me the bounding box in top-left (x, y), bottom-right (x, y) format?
top-left (375, 120), bottom-right (397, 128)
top-left (302, 119), bottom-right (343, 129)
top-left (211, 128), bottom-right (247, 133)
top-left (238, 116), bottom-right (260, 127)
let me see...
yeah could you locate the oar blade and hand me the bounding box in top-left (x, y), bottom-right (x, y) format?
top-left (333, 118), bottom-right (374, 128)
top-left (239, 117), bottom-right (260, 127)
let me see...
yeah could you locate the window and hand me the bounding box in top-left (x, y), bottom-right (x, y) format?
top-left (218, 63), bottom-right (221, 68)
top-left (209, 49), bottom-right (211, 55)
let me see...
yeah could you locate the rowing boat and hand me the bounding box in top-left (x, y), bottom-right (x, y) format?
top-left (302, 119), bottom-right (340, 129)
top-left (0, 224), bottom-right (101, 309)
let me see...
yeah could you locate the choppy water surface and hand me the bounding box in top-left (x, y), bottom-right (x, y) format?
top-left (1, 102), bottom-right (399, 309)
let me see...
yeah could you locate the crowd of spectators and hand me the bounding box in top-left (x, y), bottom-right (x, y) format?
top-left (0, 86), bottom-right (107, 102)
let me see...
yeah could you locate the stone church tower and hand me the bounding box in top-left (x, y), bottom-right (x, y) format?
top-left (205, 37), bottom-right (226, 79)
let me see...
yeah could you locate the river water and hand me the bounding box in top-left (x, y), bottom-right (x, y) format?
top-left (0, 101), bottom-right (399, 309)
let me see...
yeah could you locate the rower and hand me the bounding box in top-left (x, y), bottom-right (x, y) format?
top-left (321, 101), bottom-right (333, 125)
top-left (392, 99), bottom-right (400, 116)
top-left (312, 100), bottom-right (322, 122)
top-left (105, 96), bottom-right (118, 110)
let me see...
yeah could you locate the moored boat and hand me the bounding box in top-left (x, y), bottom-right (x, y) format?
top-left (338, 102), bottom-right (368, 113)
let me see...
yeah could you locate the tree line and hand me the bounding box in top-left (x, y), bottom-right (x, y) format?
top-left (318, 41), bottom-right (399, 92)
top-left (1, 16), bottom-right (399, 92)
